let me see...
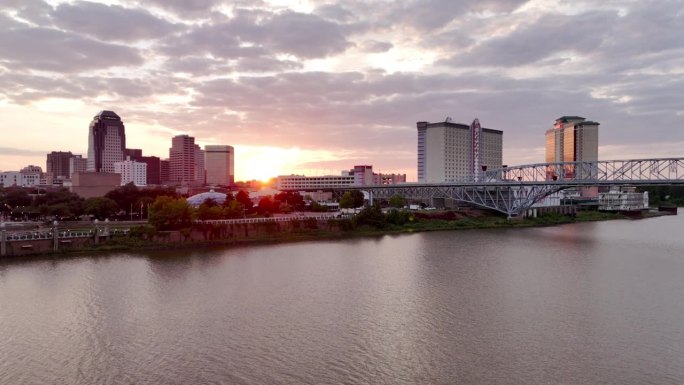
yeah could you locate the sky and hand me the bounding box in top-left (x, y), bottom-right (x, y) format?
top-left (0, 0), bottom-right (682, 182)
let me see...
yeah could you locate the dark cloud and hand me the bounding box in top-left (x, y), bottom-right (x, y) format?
top-left (126, 0), bottom-right (222, 17)
top-left (0, 27), bottom-right (143, 72)
top-left (439, 11), bottom-right (613, 67)
top-left (161, 10), bottom-right (350, 59)
top-left (360, 40), bottom-right (393, 53)
top-left (52, 1), bottom-right (176, 42)
top-left (390, 0), bottom-right (530, 31)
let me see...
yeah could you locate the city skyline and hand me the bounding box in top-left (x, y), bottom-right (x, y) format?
top-left (1, 0), bottom-right (683, 181)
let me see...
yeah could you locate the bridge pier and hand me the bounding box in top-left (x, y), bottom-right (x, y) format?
top-left (93, 219), bottom-right (100, 244)
top-left (52, 221), bottom-right (58, 252)
top-left (1, 222), bottom-right (6, 257)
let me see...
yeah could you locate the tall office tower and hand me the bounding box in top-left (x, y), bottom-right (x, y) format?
top-left (69, 155), bottom-right (88, 177)
top-left (114, 156), bottom-right (147, 186)
top-left (205, 145), bottom-right (234, 186)
top-left (160, 159), bottom-right (170, 184)
top-left (87, 110), bottom-right (126, 173)
top-left (194, 144), bottom-right (205, 185)
top-left (169, 135), bottom-right (196, 185)
top-left (417, 119), bottom-right (503, 183)
top-left (46, 151), bottom-right (73, 179)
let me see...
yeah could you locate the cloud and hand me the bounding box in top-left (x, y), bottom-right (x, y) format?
top-left (0, 147), bottom-right (47, 156)
top-left (439, 11), bottom-right (613, 67)
top-left (360, 40), bottom-right (393, 53)
top-left (0, 27), bottom-right (143, 72)
top-left (161, 10), bottom-right (350, 59)
top-left (52, 1), bottom-right (177, 42)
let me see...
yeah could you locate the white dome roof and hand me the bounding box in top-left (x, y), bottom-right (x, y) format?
top-left (187, 190), bottom-right (227, 207)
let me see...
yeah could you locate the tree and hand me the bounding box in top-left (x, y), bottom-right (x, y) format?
top-left (105, 183), bottom-right (142, 214)
top-left (148, 196), bottom-right (194, 230)
top-left (257, 196), bottom-right (277, 215)
top-left (340, 190), bottom-right (364, 209)
top-left (235, 190), bottom-right (254, 213)
top-left (223, 200), bottom-right (244, 218)
top-left (274, 191), bottom-right (305, 210)
top-left (197, 203), bottom-right (224, 220)
top-left (389, 195), bottom-right (407, 208)
top-left (84, 197), bottom-right (119, 220)
top-left (355, 203), bottom-right (386, 228)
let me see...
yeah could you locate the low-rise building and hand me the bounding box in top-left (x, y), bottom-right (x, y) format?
top-left (599, 186), bottom-right (648, 211)
top-left (70, 172), bottom-right (121, 198)
top-left (277, 165), bottom-right (407, 191)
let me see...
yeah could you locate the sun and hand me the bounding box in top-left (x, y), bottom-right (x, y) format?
top-left (235, 146), bottom-right (301, 182)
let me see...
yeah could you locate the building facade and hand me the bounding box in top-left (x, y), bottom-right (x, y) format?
top-left (46, 151), bottom-right (73, 179)
top-left (276, 174), bottom-right (356, 190)
top-left (138, 156), bottom-right (161, 185)
top-left (87, 110), bottom-right (126, 173)
top-left (70, 172), bottom-right (121, 198)
top-left (114, 157), bottom-right (147, 186)
top-left (160, 159), bottom-right (170, 184)
top-left (545, 116), bottom-right (599, 166)
top-left (194, 144), bottom-right (205, 185)
top-left (69, 155), bottom-right (88, 178)
top-left (277, 165), bottom-right (406, 190)
top-left (417, 119), bottom-right (503, 183)
top-left (205, 145), bottom-right (235, 186)
top-left (545, 116), bottom-right (599, 198)
top-left (169, 135), bottom-right (196, 185)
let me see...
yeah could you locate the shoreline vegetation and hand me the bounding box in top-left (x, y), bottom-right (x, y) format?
top-left (3, 209), bottom-right (673, 260)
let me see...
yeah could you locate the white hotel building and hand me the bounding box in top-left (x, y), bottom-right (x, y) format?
top-left (114, 157), bottom-right (147, 186)
top-left (417, 120), bottom-right (503, 183)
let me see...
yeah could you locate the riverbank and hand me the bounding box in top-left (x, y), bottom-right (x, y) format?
top-left (3, 209), bottom-right (671, 260)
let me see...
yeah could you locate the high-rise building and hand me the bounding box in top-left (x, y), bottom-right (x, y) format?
top-left (69, 155), bottom-right (88, 177)
top-left (545, 116), bottom-right (600, 197)
top-left (545, 116), bottom-right (599, 165)
top-left (114, 156), bottom-right (147, 186)
top-left (160, 159), bottom-right (170, 184)
top-left (46, 151), bottom-right (73, 179)
top-left (417, 119), bottom-right (503, 183)
top-left (87, 110), bottom-right (126, 173)
top-left (205, 145), bottom-right (234, 186)
top-left (194, 144), bottom-right (205, 185)
top-left (138, 156), bottom-right (161, 185)
top-left (169, 135), bottom-right (196, 185)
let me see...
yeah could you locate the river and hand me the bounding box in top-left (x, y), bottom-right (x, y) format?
top-left (2, 212), bottom-right (684, 384)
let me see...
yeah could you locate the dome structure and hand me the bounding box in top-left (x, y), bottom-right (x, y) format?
top-left (187, 190), bottom-right (227, 207)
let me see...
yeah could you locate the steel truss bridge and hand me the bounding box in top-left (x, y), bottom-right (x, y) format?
top-left (324, 158), bottom-right (684, 217)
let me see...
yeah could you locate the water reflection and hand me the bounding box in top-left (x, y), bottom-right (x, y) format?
top-left (1, 212), bottom-right (684, 384)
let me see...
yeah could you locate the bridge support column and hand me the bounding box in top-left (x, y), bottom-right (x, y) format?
top-left (52, 221), bottom-right (59, 251)
top-left (93, 219), bottom-right (99, 244)
top-left (1, 223), bottom-right (6, 257)
top-left (104, 219), bottom-right (110, 240)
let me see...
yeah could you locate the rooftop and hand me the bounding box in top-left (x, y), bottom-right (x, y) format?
top-left (94, 110), bottom-right (121, 120)
top-left (556, 116), bottom-right (585, 123)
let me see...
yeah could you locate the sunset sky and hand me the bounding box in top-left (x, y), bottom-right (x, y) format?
top-left (0, 0), bottom-right (682, 181)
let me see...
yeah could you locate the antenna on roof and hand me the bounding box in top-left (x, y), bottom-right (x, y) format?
top-left (445, 116), bottom-right (453, 123)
